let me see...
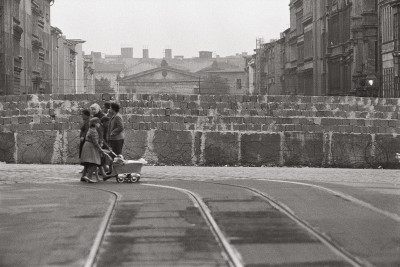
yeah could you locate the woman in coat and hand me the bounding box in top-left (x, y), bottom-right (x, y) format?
top-left (107, 102), bottom-right (125, 156)
top-left (79, 109), bottom-right (91, 159)
top-left (80, 118), bottom-right (103, 183)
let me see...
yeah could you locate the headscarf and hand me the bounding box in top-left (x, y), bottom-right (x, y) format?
top-left (90, 103), bottom-right (101, 114)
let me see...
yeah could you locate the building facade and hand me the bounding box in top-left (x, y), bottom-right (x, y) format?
top-left (248, 0), bottom-right (382, 97)
top-left (0, 0), bottom-right (91, 95)
top-left (379, 0), bottom-right (400, 98)
top-left (118, 60), bottom-right (201, 94)
top-left (326, 0), bottom-right (379, 96)
top-left (0, 0), bottom-right (53, 95)
top-left (261, 40), bottom-right (285, 95)
top-left (286, 0), bottom-right (327, 96)
top-left (50, 27), bottom-right (87, 94)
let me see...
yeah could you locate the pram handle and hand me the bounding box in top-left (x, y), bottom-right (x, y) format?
top-left (102, 141), bottom-right (118, 157)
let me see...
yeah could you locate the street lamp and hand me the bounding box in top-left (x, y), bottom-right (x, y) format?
top-left (366, 74), bottom-right (376, 87)
top-left (356, 74), bottom-right (379, 97)
top-left (365, 74), bottom-right (378, 97)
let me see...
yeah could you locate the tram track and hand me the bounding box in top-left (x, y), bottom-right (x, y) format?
top-left (63, 186), bottom-right (122, 267)
top-left (260, 179), bottom-right (400, 223)
top-left (144, 183), bottom-right (244, 267)
top-left (82, 183), bottom-right (243, 267)
top-left (72, 179), bottom-right (399, 267)
top-left (204, 181), bottom-right (369, 267)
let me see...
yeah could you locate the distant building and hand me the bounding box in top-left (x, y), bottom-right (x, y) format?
top-left (244, 55), bottom-right (256, 95)
top-left (197, 60), bottom-right (246, 94)
top-left (199, 51), bottom-right (213, 59)
top-left (121, 47), bottom-right (133, 58)
top-left (50, 28), bottom-right (87, 94)
top-left (94, 62), bottom-right (125, 94)
top-left (83, 54), bottom-right (95, 93)
top-left (91, 52), bottom-right (104, 60)
top-left (164, 49), bottom-right (172, 59)
top-left (118, 60), bottom-right (200, 94)
top-left (262, 40), bottom-right (285, 95)
top-left (143, 48), bottom-right (149, 59)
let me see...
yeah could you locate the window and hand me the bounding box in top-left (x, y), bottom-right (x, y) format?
top-left (298, 43), bottom-right (304, 63)
top-left (236, 79), bottom-right (242, 90)
top-left (328, 60), bottom-right (340, 94)
top-left (328, 14), bottom-right (339, 46)
top-left (296, 11), bottom-right (303, 36)
top-left (381, 6), bottom-right (393, 43)
top-left (328, 5), bottom-right (350, 46)
top-left (304, 30), bottom-right (313, 60)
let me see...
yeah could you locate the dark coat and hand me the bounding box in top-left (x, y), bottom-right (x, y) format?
top-left (107, 113), bottom-right (125, 141)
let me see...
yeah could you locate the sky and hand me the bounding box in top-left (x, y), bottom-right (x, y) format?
top-left (51, 0), bottom-right (290, 58)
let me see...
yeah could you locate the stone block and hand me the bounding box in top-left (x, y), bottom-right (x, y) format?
top-left (204, 132), bottom-right (239, 165)
top-left (363, 134), bottom-right (400, 168)
top-left (331, 133), bottom-right (371, 168)
top-left (0, 132), bottom-right (16, 163)
top-left (11, 117), bottom-right (19, 125)
top-left (283, 132), bottom-right (325, 167)
top-left (16, 131), bottom-right (57, 164)
top-left (18, 124), bottom-right (31, 131)
top-left (241, 133), bottom-right (280, 166)
top-left (152, 130), bottom-right (192, 165)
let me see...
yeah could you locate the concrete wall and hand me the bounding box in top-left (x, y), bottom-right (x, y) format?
top-left (1, 93), bottom-right (400, 168)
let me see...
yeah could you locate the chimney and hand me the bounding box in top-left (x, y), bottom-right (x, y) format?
top-left (164, 49), bottom-right (172, 59)
top-left (143, 48), bottom-right (149, 59)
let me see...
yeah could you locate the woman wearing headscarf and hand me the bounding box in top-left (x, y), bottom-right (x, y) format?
top-left (90, 103), bottom-right (105, 120)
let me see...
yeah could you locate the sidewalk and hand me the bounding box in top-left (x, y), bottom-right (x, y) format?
top-left (0, 163), bottom-right (399, 185)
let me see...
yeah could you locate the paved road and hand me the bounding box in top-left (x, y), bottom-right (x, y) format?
top-left (0, 164), bottom-right (399, 266)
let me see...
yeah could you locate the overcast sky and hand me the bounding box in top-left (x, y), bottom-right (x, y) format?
top-left (51, 0), bottom-right (290, 58)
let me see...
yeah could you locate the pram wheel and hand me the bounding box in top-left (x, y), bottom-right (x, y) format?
top-left (129, 173), bottom-right (141, 183)
top-left (126, 173), bottom-right (140, 183)
top-left (116, 175), bottom-right (125, 183)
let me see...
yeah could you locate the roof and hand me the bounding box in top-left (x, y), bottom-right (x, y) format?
top-left (120, 65), bottom-right (200, 81)
top-left (205, 69), bottom-right (245, 74)
top-left (196, 61), bottom-right (244, 74)
top-left (95, 62), bottom-right (125, 73)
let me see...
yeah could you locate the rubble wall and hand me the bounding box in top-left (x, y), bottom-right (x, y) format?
top-left (1, 93), bottom-right (400, 168)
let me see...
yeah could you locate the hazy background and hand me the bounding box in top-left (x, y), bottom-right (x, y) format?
top-left (51, 0), bottom-right (290, 58)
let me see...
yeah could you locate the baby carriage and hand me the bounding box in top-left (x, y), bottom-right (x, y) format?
top-left (101, 147), bottom-right (147, 183)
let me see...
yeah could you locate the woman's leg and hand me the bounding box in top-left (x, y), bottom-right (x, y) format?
top-left (95, 167), bottom-right (100, 182)
top-left (86, 165), bottom-right (97, 182)
top-left (81, 165), bottom-right (88, 181)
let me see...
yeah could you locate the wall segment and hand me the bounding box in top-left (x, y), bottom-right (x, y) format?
top-left (1, 93), bottom-right (400, 168)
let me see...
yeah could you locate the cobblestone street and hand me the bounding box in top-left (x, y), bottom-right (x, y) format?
top-left (1, 164), bottom-right (400, 266)
top-left (1, 163), bottom-right (399, 186)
